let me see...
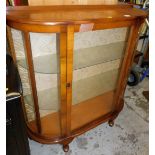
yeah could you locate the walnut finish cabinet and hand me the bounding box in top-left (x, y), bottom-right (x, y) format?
top-left (6, 4), bottom-right (147, 152)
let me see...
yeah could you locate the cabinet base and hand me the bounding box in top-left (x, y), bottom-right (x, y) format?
top-left (27, 98), bottom-right (124, 152)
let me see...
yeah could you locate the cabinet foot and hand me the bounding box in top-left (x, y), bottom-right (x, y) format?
top-left (108, 120), bottom-right (114, 127)
top-left (63, 144), bottom-right (69, 152)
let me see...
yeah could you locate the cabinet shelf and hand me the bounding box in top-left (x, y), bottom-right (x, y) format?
top-left (28, 90), bottom-right (114, 137)
top-left (71, 90), bottom-right (114, 131)
top-left (17, 41), bottom-right (126, 74)
top-left (24, 67), bottom-right (118, 121)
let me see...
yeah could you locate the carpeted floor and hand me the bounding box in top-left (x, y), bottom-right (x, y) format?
top-left (29, 78), bottom-right (149, 155)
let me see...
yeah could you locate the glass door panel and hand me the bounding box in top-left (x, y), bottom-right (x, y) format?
top-left (71, 27), bottom-right (130, 131)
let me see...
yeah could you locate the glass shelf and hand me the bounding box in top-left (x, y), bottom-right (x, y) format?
top-left (74, 41), bottom-right (126, 70)
top-left (72, 68), bottom-right (119, 105)
top-left (24, 87), bottom-right (59, 112)
top-left (17, 41), bottom-right (126, 74)
top-left (17, 54), bottom-right (58, 74)
top-left (23, 67), bottom-right (119, 119)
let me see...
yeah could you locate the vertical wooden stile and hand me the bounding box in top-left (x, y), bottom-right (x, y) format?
top-left (113, 20), bottom-right (143, 111)
top-left (59, 25), bottom-right (74, 137)
top-left (59, 30), bottom-right (68, 136)
top-left (66, 25), bottom-right (74, 135)
top-left (23, 32), bottom-right (42, 133)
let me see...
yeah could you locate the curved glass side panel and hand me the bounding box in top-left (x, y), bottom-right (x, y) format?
top-left (11, 28), bottom-right (36, 123)
top-left (11, 29), bottom-right (61, 137)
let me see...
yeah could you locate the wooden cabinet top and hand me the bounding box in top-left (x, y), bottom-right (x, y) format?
top-left (6, 4), bottom-right (147, 26)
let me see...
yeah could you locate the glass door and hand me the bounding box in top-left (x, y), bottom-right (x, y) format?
top-left (71, 27), bottom-right (130, 131)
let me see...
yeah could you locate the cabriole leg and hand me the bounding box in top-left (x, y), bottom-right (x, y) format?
top-left (63, 144), bottom-right (69, 152)
top-left (108, 120), bottom-right (114, 127)
top-left (61, 137), bottom-right (74, 152)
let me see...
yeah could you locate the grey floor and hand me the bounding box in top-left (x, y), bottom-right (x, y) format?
top-left (29, 78), bottom-right (149, 155)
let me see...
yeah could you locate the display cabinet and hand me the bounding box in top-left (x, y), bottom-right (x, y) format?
top-left (6, 4), bottom-right (147, 152)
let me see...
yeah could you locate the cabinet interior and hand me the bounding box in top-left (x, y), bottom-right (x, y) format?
top-left (11, 27), bottom-right (129, 136)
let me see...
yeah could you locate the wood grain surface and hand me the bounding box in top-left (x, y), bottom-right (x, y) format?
top-left (6, 5), bottom-right (147, 26)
